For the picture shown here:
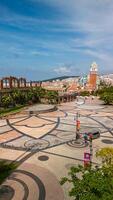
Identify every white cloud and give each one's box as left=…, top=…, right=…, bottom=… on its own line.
left=31, top=51, right=49, bottom=56
left=1, top=0, right=113, bottom=74
left=29, top=0, right=113, bottom=66
left=83, top=49, right=111, bottom=61
left=54, top=65, right=72, bottom=75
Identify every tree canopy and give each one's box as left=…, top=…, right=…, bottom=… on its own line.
left=60, top=164, right=113, bottom=200
left=0, top=87, right=59, bottom=108
left=60, top=148, right=113, bottom=200
left=96, top=147, right=113, bottom=165
left=95, top=86, right=113, bottom=105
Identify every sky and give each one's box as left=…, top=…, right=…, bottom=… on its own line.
left=0, top=0, right=113, bottom=80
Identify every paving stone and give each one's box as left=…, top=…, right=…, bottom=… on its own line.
left=0, top=126, right=12, bottom=134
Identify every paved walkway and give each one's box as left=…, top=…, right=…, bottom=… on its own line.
left=0, top=97, right=113, bottom=200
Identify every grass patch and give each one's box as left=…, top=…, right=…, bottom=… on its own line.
left=0, top=160, right=17, bottom=184
left=0, top=105, right=25, bottom=117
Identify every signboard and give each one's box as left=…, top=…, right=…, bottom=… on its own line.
left=84, top=152, right=90, bottom=160
left=84, top=152, right=91, bottom=167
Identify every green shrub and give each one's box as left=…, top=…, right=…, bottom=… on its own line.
left=60, top=164, right=113, bottom=200
left=12, top=90, right=26, bottom=105
left=100, top=92, right=113, bottom=105
left=95, top=86, right=113, bottom=105
left=1, top=95, right=13, bottom=108
left=0, top=161, right=17, bottom=184
left=80, top=91, right=90, bottom=96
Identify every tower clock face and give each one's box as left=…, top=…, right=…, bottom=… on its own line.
left=90, top=62, right=98, bottom=72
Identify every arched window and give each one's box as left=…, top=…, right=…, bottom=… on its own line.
left=19, top=78, right=26, bottom=87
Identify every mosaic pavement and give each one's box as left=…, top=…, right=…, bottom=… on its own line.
left=0, top=97, right=113, bottom=200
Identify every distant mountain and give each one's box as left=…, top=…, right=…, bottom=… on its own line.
left=41, top=75, right=79, bottom=82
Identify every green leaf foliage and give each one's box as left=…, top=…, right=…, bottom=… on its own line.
left=95, top=86, right=113, bottom=105
left=1, top=95, right=13, bottom=108
left=60, top=164, right=113, bottom=200
left=0, top=161, right=17, bottom=184
left=80, top=91, right=90, bottom=97
left=0, top=87, right=58, bottom=108
left=96, top=147, right=113, bottom=165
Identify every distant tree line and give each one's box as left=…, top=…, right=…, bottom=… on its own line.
left=0, top=87, right=59, bottom=108
left=79, top=91, right=90, bottom=96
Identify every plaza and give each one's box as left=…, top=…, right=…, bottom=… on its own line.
left=0, top=97, right=113, bottom=200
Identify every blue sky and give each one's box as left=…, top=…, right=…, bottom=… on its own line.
left=0, top=0, right=113, bottom=80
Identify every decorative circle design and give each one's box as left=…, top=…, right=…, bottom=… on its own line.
left=56, top=131, right=75, bottom=140
left=101, top=139, right=113, bottom=144
left=38, top=155, right=49, bottom=161
left=24, top=139, right=50, bottom=150
left=0, top=185, right=14, bottom=200
left=8, top=169, right=46, bottom=200
left=67, top=139, right=88, bottom=148
left=76, top=97, right=85, bottom=105
left=1, top=166, right=64, bottom=200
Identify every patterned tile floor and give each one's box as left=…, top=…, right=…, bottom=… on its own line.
left=0, top=97, right=113, bottom=200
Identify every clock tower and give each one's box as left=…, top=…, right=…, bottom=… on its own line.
left=89, top=62, right=98, bottom=90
